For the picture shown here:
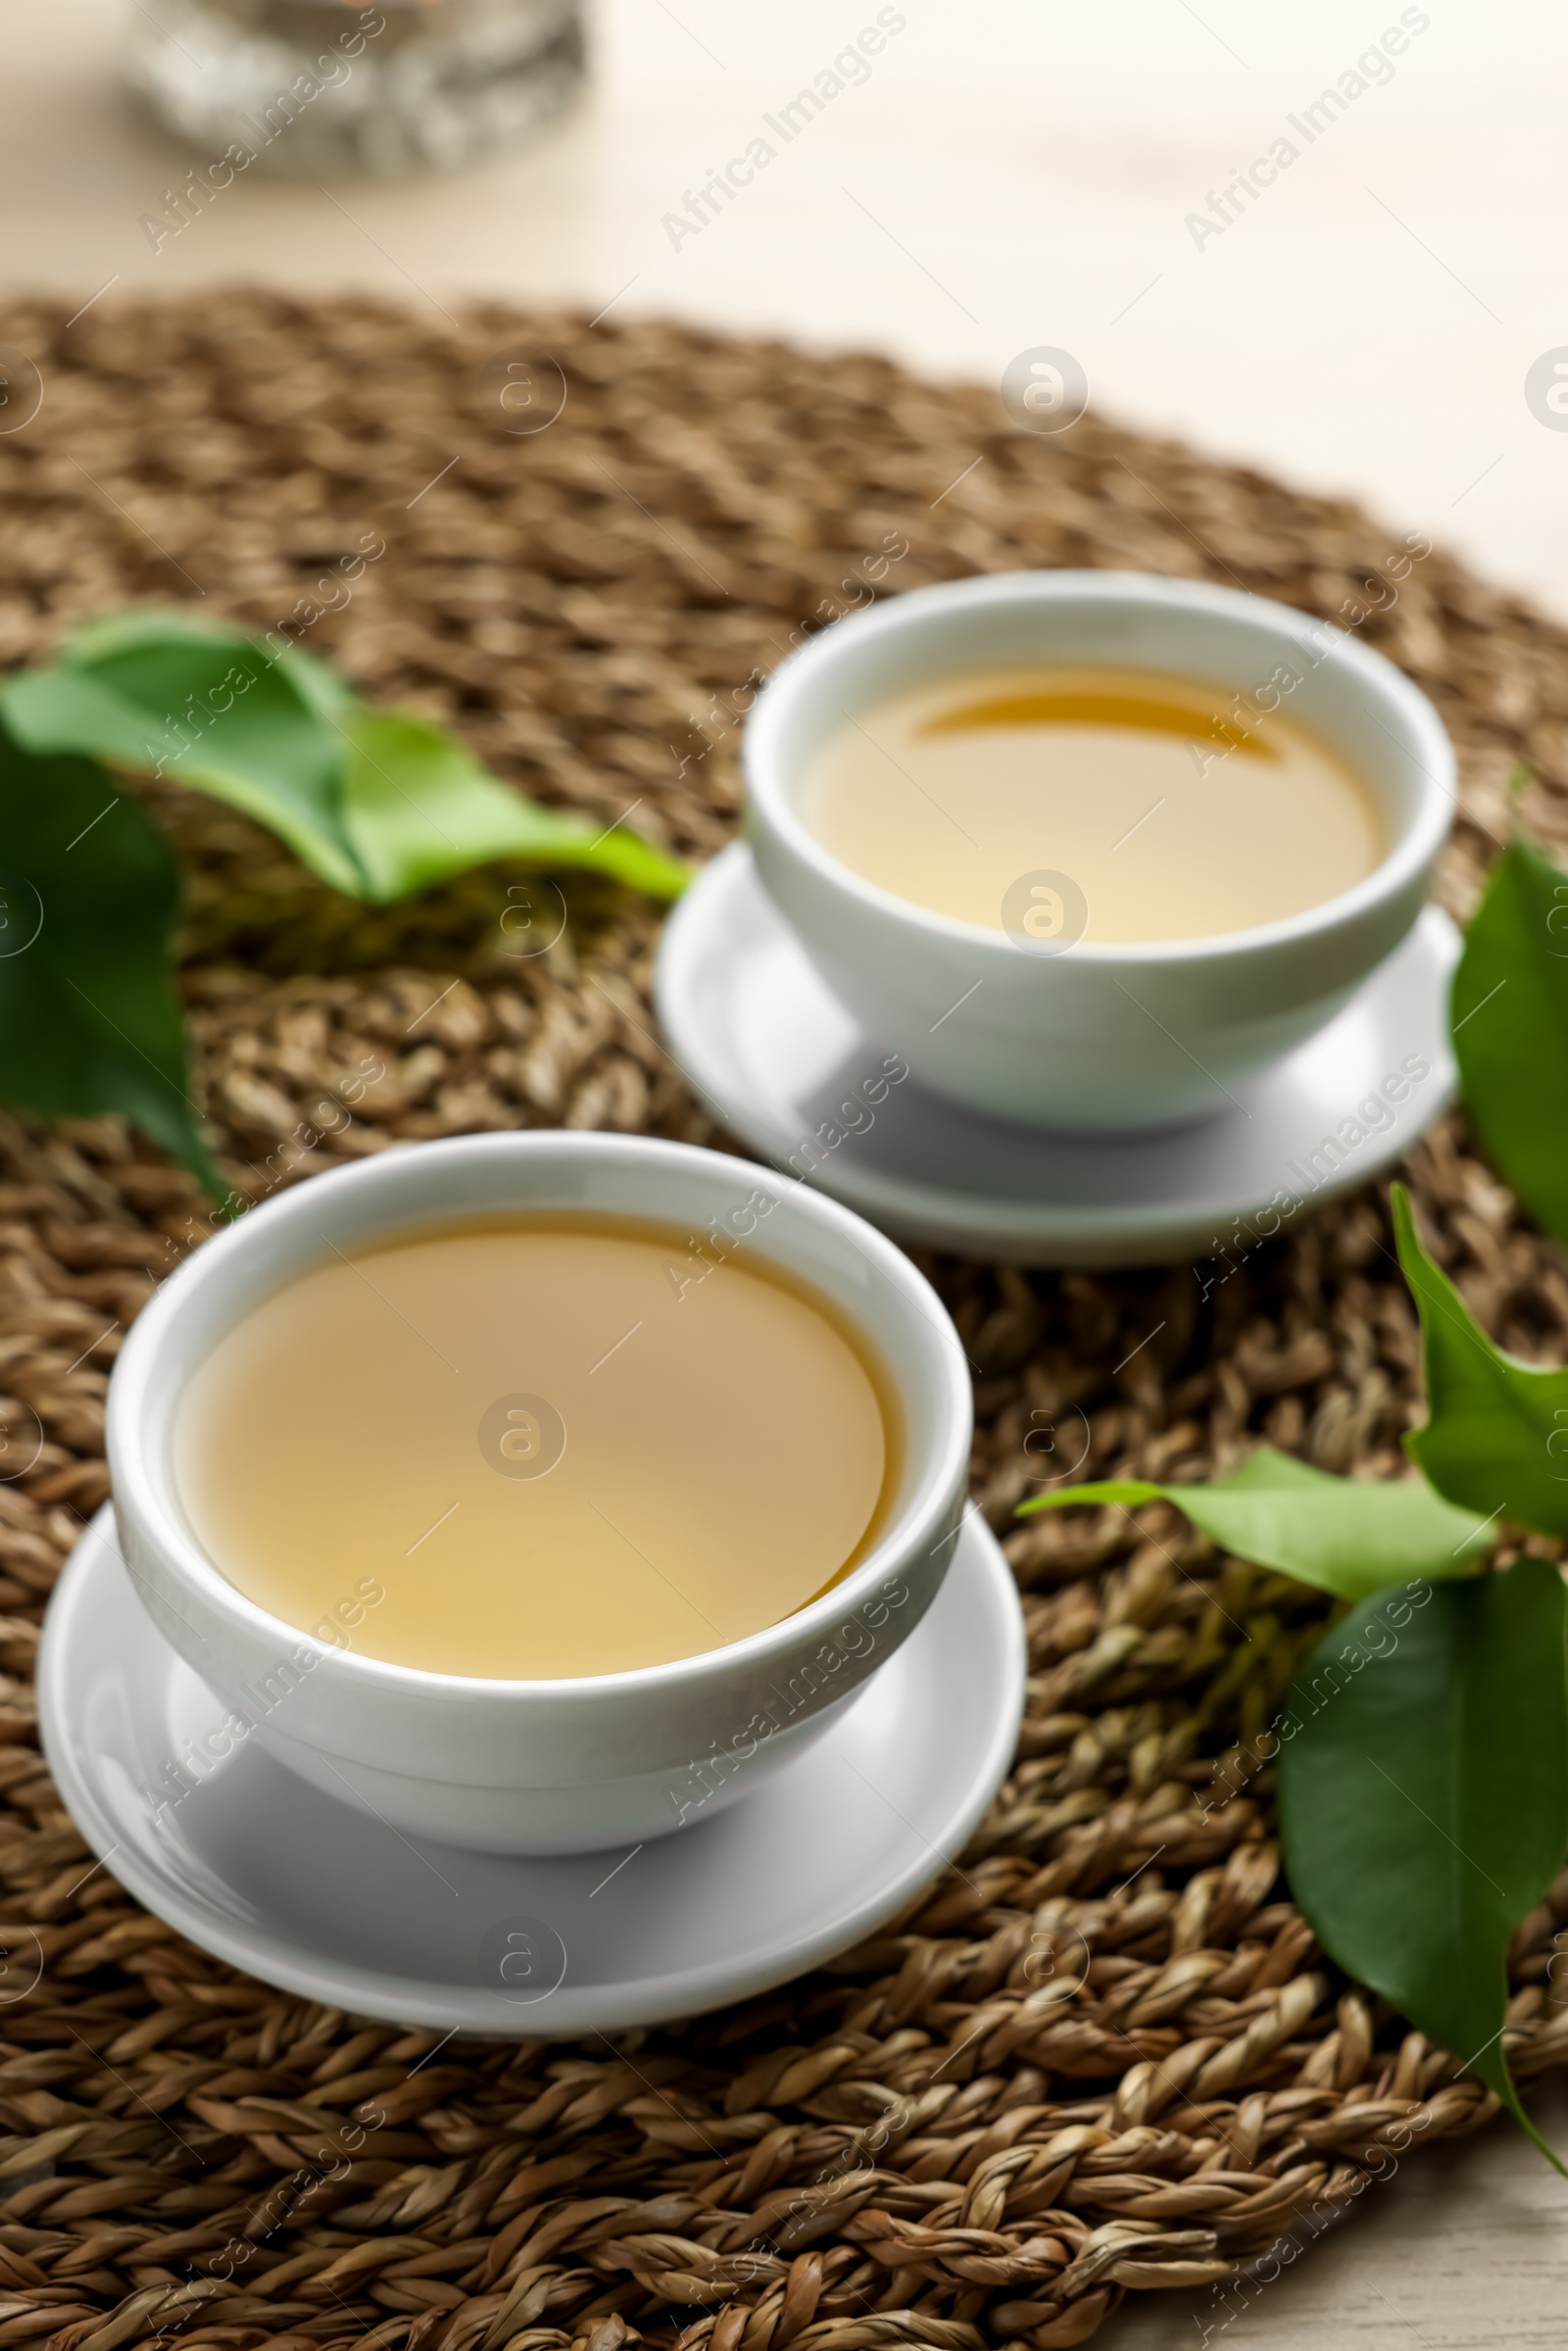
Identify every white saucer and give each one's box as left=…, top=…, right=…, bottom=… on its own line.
left=656, top=844, right=1459, bottom=1268
left=39, top=1505, right=1025, bottom=2035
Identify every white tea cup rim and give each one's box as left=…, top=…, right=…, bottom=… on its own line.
left=744, top=567, right=1454, bottom=965
left=107, top=1131, right=972, bottom=1703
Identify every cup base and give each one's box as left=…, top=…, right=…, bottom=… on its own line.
left=39, top=1502, right=1025, bottom=2034
left=249, top=1698, right=847, bottom=1856
left=655, top=843, right=1459, bottom=1267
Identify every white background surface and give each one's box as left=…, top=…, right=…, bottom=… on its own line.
left=5, top=4, right=1568, bottom=2338
left=1109, top=2075, right=1568, bottom=2347
left=4, top=1, right=1568, bottom=615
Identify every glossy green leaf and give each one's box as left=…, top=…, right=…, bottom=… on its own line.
left=3, top=618, right=366, bottom=895
left=1278, top=1558, right=1568, bottom=2170
left=1016, top=1444, right=1494, bottom=1598
left=342, top=710, right=691, bottom=903
left=2, top=612, right=689, bottom=906
left=49, top=605, right=357, bottom=725
left=1451, top=835, right=1568, bottom=1247
left=0, top=720, right=220, bottom=1193
left=1392, top=1183, right=1568, bottom=1539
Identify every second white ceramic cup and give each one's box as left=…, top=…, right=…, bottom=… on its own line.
left=744, top=569, right=1454, bottom=1131
left=105, top=1133, right=972, bottom=1856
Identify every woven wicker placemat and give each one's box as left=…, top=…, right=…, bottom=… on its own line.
left=0, top=292, right=1566, bottom=2351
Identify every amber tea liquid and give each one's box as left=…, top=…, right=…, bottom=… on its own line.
left=799, top=661, right=1383, bottom=942
left=174, top=1214, right=895, bottom=1680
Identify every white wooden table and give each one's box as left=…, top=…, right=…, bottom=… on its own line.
left=1109, top=2075, right=1568, bottom=2347
left=3, top=0, right=1567, bottom=618
left=4, top=6, right=1568, bottom=2334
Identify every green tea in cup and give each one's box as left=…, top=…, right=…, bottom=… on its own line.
left=174, top=1214, right=895, bottom=1681
left=799, top=661, right=1384, bottom=943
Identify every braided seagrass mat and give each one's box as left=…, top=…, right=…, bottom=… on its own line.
left=0, top=291, right=1566, bottom=2351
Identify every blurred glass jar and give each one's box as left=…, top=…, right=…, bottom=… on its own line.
left=126, top=0, right=585, bottom=177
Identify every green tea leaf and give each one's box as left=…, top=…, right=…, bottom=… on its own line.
left=3, top=619, right=366, bottom=895
left=1451, top=835, right=1568, bottom=1247
left=1392, top=1183, right=1568, bottom=1538
left=0, top=720, right=220, bottom=1193
left=2, top=612, right=689, bottom=905
left=1016, top=1445, right=1494, bottom=1599
left=342, top=710, right=691, bottom=903
left=42, top=604, right=358, bottom=725
left=1278, top=1558, right=1568, bottom=2170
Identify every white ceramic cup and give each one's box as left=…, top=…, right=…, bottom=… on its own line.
left=106, top=1133, right=971, bottom=1856
left=744, top=568, right=1454, bottom=1131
